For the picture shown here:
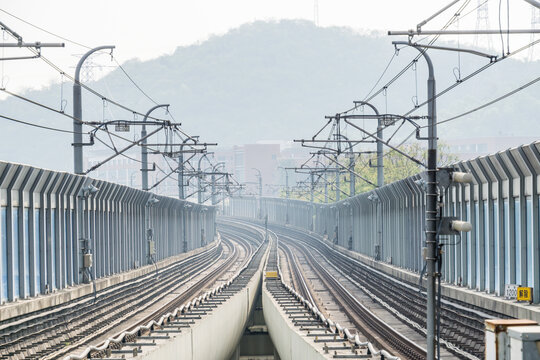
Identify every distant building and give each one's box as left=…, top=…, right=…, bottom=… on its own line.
left=213, top=142, right=314, bottom=196
left=215, top=144, right=280, bottom=196
left=86, top=142, right=315, bottom=200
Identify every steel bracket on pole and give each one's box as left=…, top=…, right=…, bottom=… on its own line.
left=438, top=217, right=460, bottom=236
left=141, top=163, right=156, bottom=172
left=71, top=134, right=95, bottom=147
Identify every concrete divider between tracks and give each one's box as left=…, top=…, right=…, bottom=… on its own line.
left=137, top=240, right=268, bottom=360
left=262, top=279, right=329, bottom=360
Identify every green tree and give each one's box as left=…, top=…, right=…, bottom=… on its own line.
left=289, top=141, right=458, bottom=202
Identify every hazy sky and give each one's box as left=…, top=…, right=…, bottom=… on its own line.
left=0, top=0, right=537, bottom=95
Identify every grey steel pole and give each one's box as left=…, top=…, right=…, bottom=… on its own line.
left=395, top=41, right=437, bottom=360
left=178, top=151, right=184, bottom=199
left=182, top=209, right=186, bottom=252
left=324, top=172, right=328, bottom=203
left=310, top=172, right=314, bottom=204
left=336, top=133, right=356, bottom=197
left=335, top=155, right=340, bottom=202
left=211, top=173, right=216, bottom=205
left=259, top=173, right=263, bottom=218
left=222, top=177, right=226, bottom=214
left=310, top=172, right=315, bottom=231
left=77, top=194, right=85, bottom=283
left=197, top=154, right=208, bottom=204
left=349, top=153, right=355, bottom=196
left=211, top=162, right=225, bottom=206
left=285, top=170, right=289, bottom=199
left=145, top=202, right=150, bottom=264
left=178, top=137, right=197, bottom=200
left=377, top=197, right=382, bottom=259
left=252, top=168, right=262, bottom=219
left=141, top=104, right=169, bottom=191
left=354, top=101, right=383, bottom=187
left=182, top=204, right=190, bottom=252
left=198, top=173, right=202, bottom=204
left=349, top=203, right=353, bottom=249
left=285, top=170, right=290, bottom=224
left=73, top=45, right=115, bottom=174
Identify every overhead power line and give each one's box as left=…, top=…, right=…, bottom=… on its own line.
left=430, top=73, right=540, bottom=127
left=0, top=8, right=92, bottom=49
left=0, top=113, right=77, bottom=134
left=403, top=37, right=540, bottom=118
left=113, top=58, right=159, bottom=105
left=0, top=11, right=170, bottom=123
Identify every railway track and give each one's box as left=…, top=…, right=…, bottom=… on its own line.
left=264, top=228, right=399, bottom=359
left=0, top=232, right=254, bottom=360
left=273, top=223, right=500, bottom=359
left=62, top=218, right=268, bottom=360
left=281, top=237, right=425, bottom=360
left=278, top=240, right=314, bottom=304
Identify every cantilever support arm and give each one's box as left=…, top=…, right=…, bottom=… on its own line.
left=84, top=126, right=163, bottom=174
left=320, top=153, right=378, bottom=188
left=344, top=119, right=426, bottom=168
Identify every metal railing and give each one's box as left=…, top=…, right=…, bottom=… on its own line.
left=0, top=160, right=216, bottom=303
left=225, top=141, right=540, bottom=303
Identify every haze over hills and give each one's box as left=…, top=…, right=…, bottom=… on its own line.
left=0, top=20, right=538, bottom=171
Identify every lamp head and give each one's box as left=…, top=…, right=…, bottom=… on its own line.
left=80, top=183, right=99, bottom=198
left=146, top=195, right=160, bottom=206
left=87, top=184, right=99, bottom=195
left=414, top=179, right=427, bottom=191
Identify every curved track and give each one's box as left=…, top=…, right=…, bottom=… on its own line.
left=271, top=223, right=499, bottom=359
left=66, top=218, right=267, bottom=360
left=0, top=232, right=256, bottom=360
left=281, top=235, right=424, bottom=360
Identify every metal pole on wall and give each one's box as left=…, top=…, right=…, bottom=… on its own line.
left=178, top=137, right=198, bottom=200
left=349, top=152, right=355, bottom=196
left=394, top=41, right=437, bottom=360
left=182, top=203, right=191, bottom=252
left=73, top=45, right=115, bottom=174
left=335, top=154, right=340, bottom=202
left=285, top=169, right=290, bottom=224
left=310, top=172, right=315, bottom=230
left=259, top=172, right=262, bottom=216
left=178, top=150, right=184, bottom=199
left=252, top=168, right=262, bottom=219
left=324, top=172, right=328, bottom=203
left=353, top=101, right=383, bottom=187
left=198, top=154, right=209, bottom=204
left=141, top=104, right=169, bottom=191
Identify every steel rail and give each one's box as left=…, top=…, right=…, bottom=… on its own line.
left=276, top=224, right=489, bottom=359
left=65, top=221, right=268, bottom=360
left=0, top=241, right=224, bottom=359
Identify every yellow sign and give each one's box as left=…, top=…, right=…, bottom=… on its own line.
left=517, top=287, right=533, bottom=302
left=265, top=271, right=278, bottom=279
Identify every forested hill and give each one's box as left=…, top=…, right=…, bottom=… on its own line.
left=1, top=20, right=538, bottom=171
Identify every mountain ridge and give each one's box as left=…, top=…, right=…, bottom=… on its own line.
left=1, top=19, right=538, bottom=171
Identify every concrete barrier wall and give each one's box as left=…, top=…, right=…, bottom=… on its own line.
left=0, top=160, right=216, bottom=303
left=225, top=141, right=540, bottom=303
left=139, top=247, right=266, bottom=360
left=262, top=281, right=328, bottom=360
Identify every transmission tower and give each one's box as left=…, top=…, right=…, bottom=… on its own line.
left=474, top=0, right=492, bottom=50
left=81, top=58, right=96, bottom=83
left=314, top=0, right=319, bottom=26
left=529, top=7, right=540, bottom=61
